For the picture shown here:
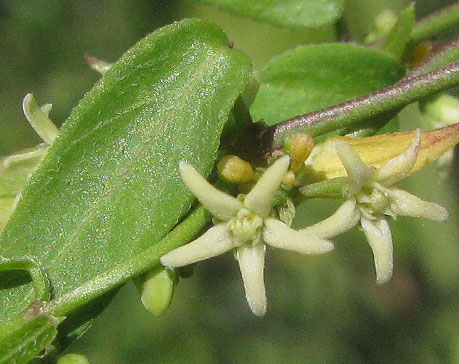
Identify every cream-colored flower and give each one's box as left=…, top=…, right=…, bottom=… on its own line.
left=301, top=129, right=449, bottom=284
left=161, top=156, right=334, bottom=316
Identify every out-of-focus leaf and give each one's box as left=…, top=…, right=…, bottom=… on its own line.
left=0, top=146, right=47, bottom=232
left=0, top=18, right=250, bottom=360
left=194, top=0, right=343, bottom=30
left=381, top=5, right=415, bottom=59
left=251, top=43, right=405, bottom=126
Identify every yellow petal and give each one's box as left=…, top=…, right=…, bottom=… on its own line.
left=303, top=124, right=459, bottom=182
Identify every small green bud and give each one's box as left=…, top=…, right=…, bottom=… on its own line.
left=57, top=354, right=90, bottom=364
left=135, top=266, right=176, bottom=316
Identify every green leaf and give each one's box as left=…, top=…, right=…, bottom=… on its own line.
left=0, top=311, right=58, bottom=364
left=251, top=43, right=405, bottom=126
left=195, top=0, right=344, bottom=29
left=0, top=17, right=250, bottom=357
left=381, top=5, right=415, bottom=59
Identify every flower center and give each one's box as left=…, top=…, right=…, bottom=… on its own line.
left=357, top=185, right=390, bottom=215
left=228, top=208, right=263, bottom=246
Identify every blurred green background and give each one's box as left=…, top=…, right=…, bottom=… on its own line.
left=0, top=1, right=458, bottom=363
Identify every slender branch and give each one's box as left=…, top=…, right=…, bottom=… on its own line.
left=411, top=3, right=459, bottom=44
left=265, top=62, right=459, bottom=150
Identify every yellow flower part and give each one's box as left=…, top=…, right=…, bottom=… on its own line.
left=303, top=124, right=459, bottom=182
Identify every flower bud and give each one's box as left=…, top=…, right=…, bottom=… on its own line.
left=57, top=354, right=90, bottom=364
left=135, top=266, right=176, bottom=317
left=288, top=132, right=314, bottom=174
left=217, top=155, right=255, bottom=184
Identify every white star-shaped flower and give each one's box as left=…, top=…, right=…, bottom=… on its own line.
left=161, top=156, right=334, bottom=316
left=301, top=129, right=449, bottom=284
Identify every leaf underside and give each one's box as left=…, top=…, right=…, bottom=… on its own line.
left=0, top=17, right=251, bottom=333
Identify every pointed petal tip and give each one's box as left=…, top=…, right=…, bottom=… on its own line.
left=159, top=255, right=178, bottom=268
left=249, top=300, right=267, bottom=317
left=178, top=160, right=191, bottom=172
left=436, top=207, right=450, bottom=222
left=244, top=155, right=290, bottom=217
left=375, top=270, right=393, bottom=285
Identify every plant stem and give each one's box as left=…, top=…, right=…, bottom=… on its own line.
left=266, top=62, right=459, bottom=150
left=411, top=3, right=459, bottom=44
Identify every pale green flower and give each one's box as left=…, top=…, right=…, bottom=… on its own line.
left=303, top=129, right=449, bottom=284
left=161, top=156, right=334, bottom=316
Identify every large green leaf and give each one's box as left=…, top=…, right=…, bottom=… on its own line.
left=195, top=0, right=344, bottom=29
left=0, top=16, right=250, bottom=336
left=251, top=43, right=405, bottom=126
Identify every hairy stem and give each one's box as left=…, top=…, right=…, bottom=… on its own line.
left=265, top=62, right=459, bottom=150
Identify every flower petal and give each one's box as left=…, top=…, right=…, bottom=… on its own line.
left=334, top=140, right=374, bottom=194
left=179, top=161, right=242, bottom=221
left=301, top=200, right=360, bottom=238
left=244, top=156, right=290, bottom=217
left=263, top=218, right=334, bottom=255
left=389, top=189, right=449, bottom=221
left=160, top=224, right=234, bottom=267
left=237, top=244, right=267, bottom=317
left=360, top=216, right=393, bottom=284
left=373, top=129, right=421, bottom=186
